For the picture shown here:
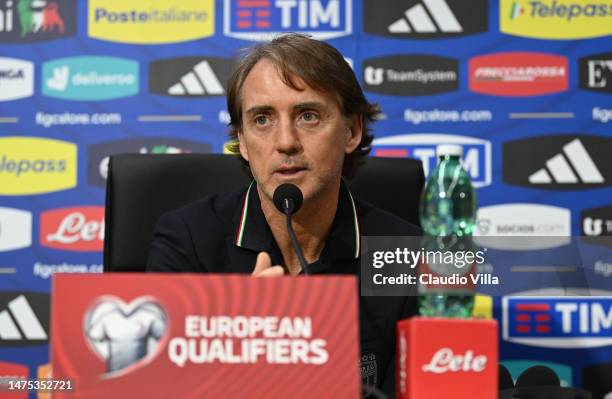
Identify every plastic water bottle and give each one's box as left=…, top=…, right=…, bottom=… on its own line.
left=418, top=144, right=476, bottom=318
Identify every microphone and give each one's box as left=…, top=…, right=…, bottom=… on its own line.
left=273, top=184, right=309, bottom=275
left=500, top=365, right=592, bottom=399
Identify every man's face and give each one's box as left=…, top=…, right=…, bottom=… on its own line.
left=238, top=58, right=362, bottom=206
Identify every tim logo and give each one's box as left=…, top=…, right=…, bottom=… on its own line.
left=0, top=0, right=75, bottom=42
left=85, top=296, right=167, bottom=376
left=503, top=297, right=612, bottom=348
left=224, top=0, right=352, bottom=41
left=372, top=133, right=492, bottom=188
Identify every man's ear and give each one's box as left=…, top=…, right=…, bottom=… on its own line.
left=237, top=129, right=249, bottom=161
left=345, top=115, right=363, bottom=154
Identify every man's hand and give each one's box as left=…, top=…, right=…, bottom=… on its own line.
left=251, top=252, right=284, bottom=277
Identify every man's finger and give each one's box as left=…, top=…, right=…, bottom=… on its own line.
left=257, top=266, right=285, bottom=278
left=252, top=252, right=272, bottom=275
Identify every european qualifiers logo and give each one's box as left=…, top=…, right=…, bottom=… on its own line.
left=580, top=52, right=612, bottom=94
left=42, top=56, right=139, bottom=101
left=88, top=138, right=212, bottom=188
left=469, top=52, right=568, bottom=96
left=503, top=135, right=612, bottom=190
left=0, top=0, right=75, bottom=43
left=362, top=55, right=458, bottom=96
left=0, top=57, right=33, bottom=101
left=149, top=57, right=233, bottom=97
left=224, top=0, right=352, bottom=41
left=85, top=297, right=168, bottom=376
left=0, top=292, right=49, bottom=347
left=503, top=297, right=612, bottom=348
left=363, top=0, right=487, bottom=39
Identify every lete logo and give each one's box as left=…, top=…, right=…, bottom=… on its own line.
left=469, top=52, right=568, bottom=96
left=40, top=206, right=104, bottom=252
left=422, top=348, right=487, bottom=373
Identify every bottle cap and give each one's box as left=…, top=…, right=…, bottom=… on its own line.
left=436, top=144, right=463, bottom=157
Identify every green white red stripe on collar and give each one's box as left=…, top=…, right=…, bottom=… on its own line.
left=235, top=181, right=254, bottom=247
left=235, top=181, right=361, bottom=259
left=348, top=190, right=360, bottom=259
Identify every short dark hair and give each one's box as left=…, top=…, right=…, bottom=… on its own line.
left=226, top=33, right=380, bottom=178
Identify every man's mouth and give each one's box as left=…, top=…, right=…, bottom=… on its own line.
left=274, top=167, right=307, bottom=177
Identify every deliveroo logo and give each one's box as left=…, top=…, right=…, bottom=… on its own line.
left=42, top=56, right=139, bottom=100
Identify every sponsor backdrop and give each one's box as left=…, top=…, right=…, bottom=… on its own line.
left=0, top=0, right=611, bottom=395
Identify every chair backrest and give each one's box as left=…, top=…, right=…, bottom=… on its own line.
left=104, top=154, right=424, bottom=272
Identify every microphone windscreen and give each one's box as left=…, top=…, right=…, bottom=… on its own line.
left=516, top=365, right=561, bottom=388
left=499, top=364, right=515, bottom=390
left=273, top=183, right=303, bottom=214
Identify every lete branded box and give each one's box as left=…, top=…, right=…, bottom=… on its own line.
left=397, top=317, right=498, bottom=399
left=51, top=274, right=360, bottom=398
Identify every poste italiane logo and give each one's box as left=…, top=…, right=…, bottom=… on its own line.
left=0, top=137, right=77, bottom=195
left=501, top=0, right=612, bottom=40
left=88, top=0, right=214, bottom=44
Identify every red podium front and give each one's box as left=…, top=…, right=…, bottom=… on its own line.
left=51, top=274, right=360, bottom=399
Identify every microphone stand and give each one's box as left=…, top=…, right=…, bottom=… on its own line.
left=282, top=198, right=309, bottom=275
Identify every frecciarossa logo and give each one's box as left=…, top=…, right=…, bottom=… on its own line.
left=40, top=206, right=104, bottom=252
left=469, top=52, right=568, bottom=96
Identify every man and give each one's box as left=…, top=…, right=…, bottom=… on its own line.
left=147, top=33, right=421, bottom=394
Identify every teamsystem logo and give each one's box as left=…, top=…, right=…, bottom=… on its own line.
left=503, top=297, right=612, bottom=348
left=469, top=52, right=568, bottom=96
left=0, top=57, right=34, bottom=101
left=503, top=135, right=611, bottom=190
left=581, top=205, right=612, bottom=237
left=362, top=55, right=458, bottom=96
left=0, top=136, right=77, bottom=196
left=85, top=296, right=167, bottom=375
left=0, top=0, right=75, bottom=43
left=0, top=207, right=32, bottom=252
left=579, top=52, right=612, bottom=94
left=372, top=133, right=492, bottom=188
left=363, top=0, right=487, bottom=39
left=149, top=57, right=233, bottom=97
left=42, top=56, right=139, bottom=101
left=224, top=0, right=352, bottom=41
left=500, top=0, right=612, bottom=39
left=0, top=292, right=49, bottom=347
left=87, top=138, right=212, bottom=188
left=88, top=0, right=214, bottom=44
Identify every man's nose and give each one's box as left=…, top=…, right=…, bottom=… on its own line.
left=274, top=117, right=302, bottom=155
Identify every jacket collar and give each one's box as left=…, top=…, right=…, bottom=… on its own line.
left=232, top=180, right=360, bottom=262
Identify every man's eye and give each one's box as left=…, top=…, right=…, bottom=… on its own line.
left=255, top=115, right=268, bottom=125
left=301, top=111, right=318, bottom=122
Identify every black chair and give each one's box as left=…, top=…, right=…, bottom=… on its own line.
left=103, top=154, right=424, bottom=272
